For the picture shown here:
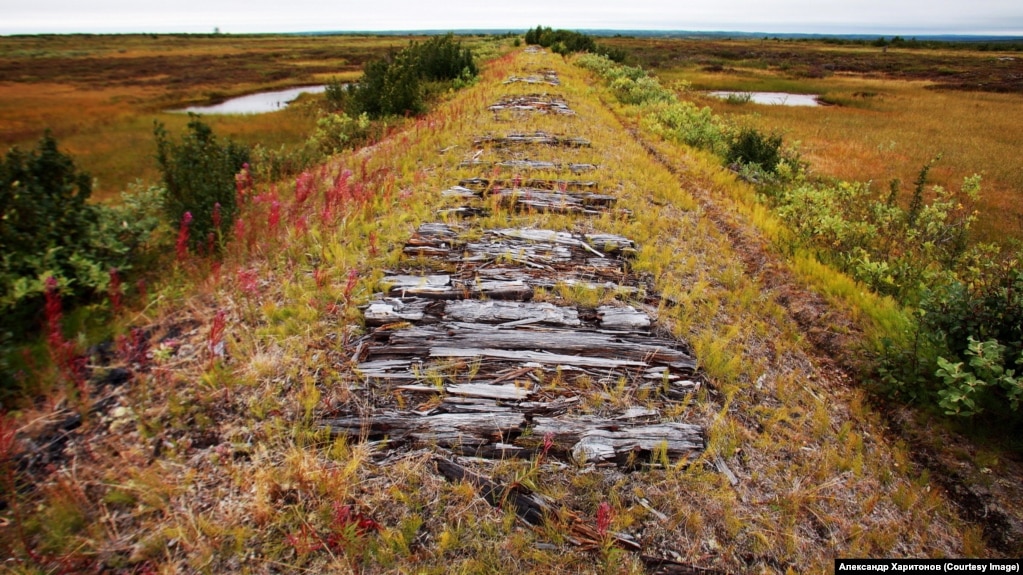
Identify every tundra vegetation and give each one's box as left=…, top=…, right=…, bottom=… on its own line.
left=0, top=32, right=1020, bottom=573
left=579, top=49, right=1023, bottom=423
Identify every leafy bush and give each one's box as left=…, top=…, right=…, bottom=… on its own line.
left=154, top=116, right=249, bottom=252
left=310, top=112, right=372, bottom=156
left=726, top=127, right=783, bottom=173
left=1, top=134, right=163, bottom=327
left=578, top=54, right=727, bottom=154
left=936, top=338, right=1023, bottom=417
left=912, top=257, right=1023, bottom=419
left=643, top=101, right=727, bottom=153
left=415, top=33, right=477, bottom=82
left=347, top=34, right=477, bottom=119
left=525, top=26, right=596, bottom=53
left=323, top=77, right=349, bottom=112
left=1, top=136, right=164, bottom=393
left=776, top=172, right=980, bottom=302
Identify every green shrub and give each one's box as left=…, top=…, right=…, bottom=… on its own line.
left=310, top=112, right=372, bottom=156
left=1, top=134, right=162, bottom=325
left=323, top=77, right=349, bottom=112
left=935, top=337, right=1023, bottom=418
left=347, top=34, right=477, bottom=119
left=644, top=101, right=727, bottom=153
left=726, top=127, right=783, bottom=173
left=154, top=116, right=249, bottom=252
left=1, top=136, right=164, bottom=394
left=913, top=257, right=1023, bottom=420
left=415, top=33, right=477, bottom=82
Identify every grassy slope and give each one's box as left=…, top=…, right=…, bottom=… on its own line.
left=1, top=50, right=982, bottom=574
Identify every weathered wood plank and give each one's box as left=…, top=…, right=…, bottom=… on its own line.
left=443, top=186, right=618, bottom=211
left=528, top=417, right=705, bottom=465
left=436, top=206, right=490, bottom=218
left=458, top=177, right=599, bottom=191
left=489, top=94, right=575, bottom=115
left=382, top=325, right=697, bottom=371
left=324, top=411, right=526, bottom=447
left=381, top=275, right=453, bottom=296
left=474, top=132, right=591, bottom=148
left=598, top=305, right=651, bottom=331
left=444, top=300, right=581, bottom=327
left=458, top=159, right=598, bottom=174
left=325, top=411, right=704, bottom=469
left=429, top=346, right=648, bottom=369
left=502, top=73, right=560, bottom=86
left=364, top=297, right=437, bottom=326
left=446, top=382, right=535, bottom=401
left=380, top=275, right=532, bottom=300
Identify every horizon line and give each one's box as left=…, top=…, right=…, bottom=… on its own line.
left=3, top=28, right=1023, bottom=39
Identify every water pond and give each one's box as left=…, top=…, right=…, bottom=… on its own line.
left=175, top=85, right=327, bottom=115
left=707, top=91, right=820, bottom=107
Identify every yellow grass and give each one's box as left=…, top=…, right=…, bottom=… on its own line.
left=0, top=34, right=458, bottom=200
left=664, top=69, right=1023, bottom=242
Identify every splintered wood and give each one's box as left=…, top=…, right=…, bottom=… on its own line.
left=489, top=94, right=576, bottom=115
left=326, top=66, right=707, bottom=474
left=474, top=131, right=591, bottom=148
left=503, top=68, right=560, bottom=85
left=458, top=159, right=598, bottom=173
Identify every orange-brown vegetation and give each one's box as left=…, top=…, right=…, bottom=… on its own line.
left=607, top=37, right=1023, bottom=241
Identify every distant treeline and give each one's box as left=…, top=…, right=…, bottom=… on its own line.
left=807, top=35, right=1023, bottom=51
left=563, top=30, right=1023, bottom=51
left=523, top=26, right=627, bottom=62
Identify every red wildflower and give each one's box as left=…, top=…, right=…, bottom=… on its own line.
left=596, top=502, right=613, bottom=538
left=175, top=212, right=192, bottom=261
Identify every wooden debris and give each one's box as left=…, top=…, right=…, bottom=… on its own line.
left=446, top=382, right=534, bottom=401
left=444, top=186, right=620, bottom=216
left=714, top=454, right=740, bottom=486
left=364, top=297, right=434, bottom=325
left=474, top=131, right=591, bottom=148
left=503, top=73, right=559, bottom=86
left=436, top=206, right=490, bottom=218
left=458, top=159, right=598, bottom=173
left=324, top=411, right=526, bottom=454
left=434, top=456, right=551, bottom=524
left=489, top=94, right=575, bottom=115
left=397, top=225, right=637, bottom=283
left=325, top=411, right=704, bottom=468
left=458, top=177, right=599, bottom=192
left=598, top=305, right=652, bottom=331
left=443, top=300, right=581, bottom=327
left=379, top=324, right=697, bottom=370
left=528, top=416, right=704, bottom=465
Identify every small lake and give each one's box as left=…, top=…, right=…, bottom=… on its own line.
left=176, top=85, right=327, bottom=115
left=708, top=91, right=821, bottom=107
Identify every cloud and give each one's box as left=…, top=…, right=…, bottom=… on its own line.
left=2, top=0, right=1021, bottom=35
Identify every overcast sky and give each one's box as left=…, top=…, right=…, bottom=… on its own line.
left=3, top=0, right=1022, bottom=36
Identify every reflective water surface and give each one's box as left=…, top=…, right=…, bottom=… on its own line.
left=175, top=85, right=327, bottom=115
left=707, top=91, right=820, bottom=107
